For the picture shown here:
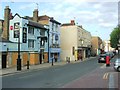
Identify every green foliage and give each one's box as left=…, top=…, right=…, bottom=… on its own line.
left=110, top=26, right=120, bottom=48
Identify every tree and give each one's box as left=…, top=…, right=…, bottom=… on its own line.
left=110, top=26, right=120, bottom=49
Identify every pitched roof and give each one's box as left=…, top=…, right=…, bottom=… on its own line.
left=61, top=23, right=75, bottom=26
left=38, top=15, right=50, bottom=20
left=27, top=20, right=47, bottom=30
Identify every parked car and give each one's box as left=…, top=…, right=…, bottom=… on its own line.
left=106, top=52, right=114, bottom=59
left=98, top=54, right=107, bottom=63
left=114, top=58, right=120, bottom=72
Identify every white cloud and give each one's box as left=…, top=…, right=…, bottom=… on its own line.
left=99, top=22, right=115, bottom=28
left=93, top=3, right=102, bottom=9
left=19, top=3, right=35, bottom=10
left=2, top=1, right=118, bottom=40
left=2, top=0, right=119, bottom=2
left=98, top=19, right=104, bottom=22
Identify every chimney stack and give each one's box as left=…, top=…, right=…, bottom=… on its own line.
left=33, top=9, right=38, bottom=22
left=71, top=20, right=75, bottom=25
left=2, top=6, right=11, bottom=40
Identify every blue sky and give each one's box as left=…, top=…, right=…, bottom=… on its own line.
left=0, top=0, right=119, bottom=40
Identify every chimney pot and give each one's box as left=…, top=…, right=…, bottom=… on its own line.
left=71, top=20, right=75, bottom=25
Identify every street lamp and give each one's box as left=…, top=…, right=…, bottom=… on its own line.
left=118, top=39, right=120, bottom=56
left=44, top=25, right=51, bottom=65
left=17, top=27, right=21, bottom=71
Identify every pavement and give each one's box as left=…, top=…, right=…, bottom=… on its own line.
left=0, top=57, right=95, bottom=76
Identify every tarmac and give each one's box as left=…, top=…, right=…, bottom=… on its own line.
left=0, top=57, right=95, bottom=76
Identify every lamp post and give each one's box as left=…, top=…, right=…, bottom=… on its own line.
left=17, top=27, right=21, bottom=71
left=79, top=39, right=84, bottom=60
left=44, top=25, right=51, bottom=65
left=47, top=29, right=50, bottom=64
left=118, top=39, right=120, bottom=57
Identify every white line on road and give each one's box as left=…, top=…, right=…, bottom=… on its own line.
left=103, top=72, right=109, bottom=80
left=109, top=73, right=115, bottom=90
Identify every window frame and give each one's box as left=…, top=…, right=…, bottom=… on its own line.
left=28, top=39, right=34, bottom=48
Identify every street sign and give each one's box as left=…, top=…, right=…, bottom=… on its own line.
left=14, top=22, right=20, bottom=30
left=55, top=34, right=58, bottom=41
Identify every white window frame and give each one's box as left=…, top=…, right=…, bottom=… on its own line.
left=28, top=39, right=34, bottom=48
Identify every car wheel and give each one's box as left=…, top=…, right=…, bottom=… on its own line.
left=117, top=67, right=120, bottom=72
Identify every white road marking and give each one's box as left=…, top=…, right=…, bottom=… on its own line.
left=103, top=72, right=109, bottom=80
left=109, top=73, right=115, bottom=89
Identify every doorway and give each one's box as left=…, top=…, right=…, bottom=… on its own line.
left=2, top=53, right=7, bottom=69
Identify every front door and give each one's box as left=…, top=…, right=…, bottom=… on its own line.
left=2, top=53, right=7, bottom=69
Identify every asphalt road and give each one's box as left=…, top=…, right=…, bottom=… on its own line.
left=2, top=56, right=119, bottom=89
left=63, top=55, right=119, bottom=89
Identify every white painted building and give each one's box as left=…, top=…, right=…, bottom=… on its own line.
left=104, top=40, right=114, bottom=52
left=60, top=20, right=92, bottom=61
left=0, top=13, right=47, bottom=69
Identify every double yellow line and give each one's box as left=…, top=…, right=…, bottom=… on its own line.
left=103, top=73, right=109, bottom=80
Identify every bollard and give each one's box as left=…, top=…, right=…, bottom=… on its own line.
left=27, top=61, right=29, bottom=69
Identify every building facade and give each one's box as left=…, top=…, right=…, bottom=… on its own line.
left=103, top=40, right=114, bottom=52
left=91, top=36, right=103, bottom=56
left=24, top=9, right=61, bottom=63
left=60, top=20, right=92, bottom=62
left=0, top=13, right=47, bottom=69
left=38, top=15, right=61, bottom=63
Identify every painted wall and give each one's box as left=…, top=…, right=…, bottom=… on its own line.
left=60, top=25, right=92, bottom=61
left=77, top=26, right=92, bottom=48
left=9, top=14, right=46, bottom=52
left=60, top=26, right=77, bottom=61
left=91, top=36, right=102, bottom=55
left=43, top=20, right=61, bottom=62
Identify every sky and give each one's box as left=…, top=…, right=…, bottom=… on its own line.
left=0, top=0, right=119, bottom=41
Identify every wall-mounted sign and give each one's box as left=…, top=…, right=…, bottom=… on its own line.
left=14, top=22, right=20, bottom=30
left=14, top=30, right=19, bottom=38
left=14, top=22, right=20, bottom=38
left=10, top=26, right=13, bottom=30
left=55, top=34, right=59, bottom=41
left=22, top=27, right=27, bottom=43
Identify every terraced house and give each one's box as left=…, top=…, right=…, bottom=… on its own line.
left=0, top=6, right=47, bottom=69
left=60, top=20, right=92, bottom=62
left=24, top=9, right=61, bottom=63
left=0, top=6, right=61, bottom=69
